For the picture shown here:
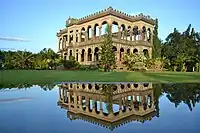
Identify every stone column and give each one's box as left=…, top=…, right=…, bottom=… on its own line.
left=78, top=33, right=81, bottom=43
left=125, top=31, right=127, bottom=40
left=93, top=52, right=96, bottom=62
left=133, top=34, right=136, bottom=41
left=100, top=100, right=103, bottom=110
left=58, top=87, right=61, bottom=101
left=63, top=37, right=66, bottom=49
left=62, top=87, right=65, bottom=100
left=118, top=26, right=121, bottom=39
left=86, top=97, right=89, bottom=112
left=85, top=31, right=88, bottom=41
left=134, top=95, right=137, bottom=101
left=84, top=51, right=87, bottom=65
left=92, top=99, right=96, bottom=112
left=151, top=32, right=153, bottom=43
left=68, top=92, right=71, bottom=104
left=74, top=93, right=77, bottom=108
left=91, top=28, right=94, bottom=39
left=109, top=24, right=112, bottom=34
left=129, top=31, right=132, bottom=41
left=149, top=48, right=152, bottom=59
left=99, top=26, right=102, bottom=38
left=140, top=95, right=144, bottom=111
left=67, top=34, right=70, bottom=44
left=119, top=99, right=122, bottom=112
left=91, top=50, right=93, bottom=62
left=73, top=32, right=76, bottom=44
left=78, top=51, right=81, bottom=62
left=58, top=38, right=60, bottom=51
left=139, top=30, right=142, bottom=40
left=99, top=100, right=103, bottom=114
left=78, top=96, right=82, bottom=105
left=61, top=37, right=64, bottom=50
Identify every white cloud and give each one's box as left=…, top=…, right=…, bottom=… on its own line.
left=0, top=36, right=30, bottom=42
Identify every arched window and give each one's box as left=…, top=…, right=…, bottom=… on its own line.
left=87, top=26, right=92, bottom=39
left=87, top=48, right=92, bottom=61
left=102, top=21, right=108, bottom=35
left=64, top=53, right=67, bottom=60
left=94, top=24, right=99, bottom=37
left=133, top=48, right=138, bottom=53
left=143, top=49, right=149, bottom=58
left=81, top=49, right=85, bottom=62
left=120, top=48, right=124, bottom=61
left=94, top=47, right=99, bottom=61
left=120, top=24, right=126, bottom=39
left=147, top=28, right=151, bottom=42
left=81, top=27, right=86, bottom=42
left=133, top=26, right=139, bottom=41
left=142, top=26, right=147, bottom=41
left=112, top=21, right=118, bottom=38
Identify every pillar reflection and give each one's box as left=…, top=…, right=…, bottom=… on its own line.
left=57, top=82, right=158, bottom=131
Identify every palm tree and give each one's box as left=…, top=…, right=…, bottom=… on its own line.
left=37, top=48, right=59, bottom=70
left=13, top=50, right=34, bottom=69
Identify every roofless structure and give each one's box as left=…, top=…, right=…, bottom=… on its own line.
left=57, top=7, right=156, bottom=69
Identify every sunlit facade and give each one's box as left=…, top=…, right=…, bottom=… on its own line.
left=57, top=7, right=156, bottom=69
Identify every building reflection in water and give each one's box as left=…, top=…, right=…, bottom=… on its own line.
left=57, top=82, right=158, bottom=131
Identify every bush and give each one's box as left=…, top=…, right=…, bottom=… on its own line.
left=123, top=53, right=147, bottom=71
left=62, top=56, right=79, bottom=70
left=77, top=65, right=99, bottom=71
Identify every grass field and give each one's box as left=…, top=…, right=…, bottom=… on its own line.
left=1, top=70, right=200, bottom=85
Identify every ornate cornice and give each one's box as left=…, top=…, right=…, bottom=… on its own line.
left=66, top=110, right=157, bottom=131
left=57, top=29, right=68, bottom=37
left=57, top=7, right=156, bottom=37
left=66, top=7, right=156, bottom=27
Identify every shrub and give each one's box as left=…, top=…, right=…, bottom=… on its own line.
left=62, top=56, right=79, bottom=70
left=123, top=53, right=147, bottom=71
left=77, top=65, right=99, bottom=71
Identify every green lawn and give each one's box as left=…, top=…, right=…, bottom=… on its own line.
left=0, top=70, right=200, bottom=85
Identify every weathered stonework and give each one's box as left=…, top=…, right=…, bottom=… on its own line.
left=57, top=7, right=156, bottom=69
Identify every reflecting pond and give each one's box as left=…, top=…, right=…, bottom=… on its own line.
left=0, top=82, right=200, bottom=133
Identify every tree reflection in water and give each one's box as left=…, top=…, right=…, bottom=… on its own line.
left=163, top=83, right=200, bottom=111
left=0, top=83, right=57, bottom=91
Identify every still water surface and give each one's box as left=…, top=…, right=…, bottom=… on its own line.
left=0, top=82, right=200, bottom=133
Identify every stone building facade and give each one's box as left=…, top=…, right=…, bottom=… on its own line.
left=57, top=7, right=156, bottom=68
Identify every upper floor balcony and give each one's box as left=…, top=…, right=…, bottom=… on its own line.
left=58, top=31, right=152, bottom=51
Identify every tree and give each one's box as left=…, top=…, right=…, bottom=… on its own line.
left=152, top=19, right=161, bottom=59
left=36, top=48, right=60, bottom=70
left=162, top=24, right=200, bottom=71
left=99, top=25, right=116, bottom=72
left=12, top=50, right=34, bottom=69
left=1, top=48, right=60, bottom=70
left=0, top=50, right=4, bottom=69
left=163, top=83, right=200, bottom=111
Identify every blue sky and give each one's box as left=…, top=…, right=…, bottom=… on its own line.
left=0, top=0, right=199, bottom=53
